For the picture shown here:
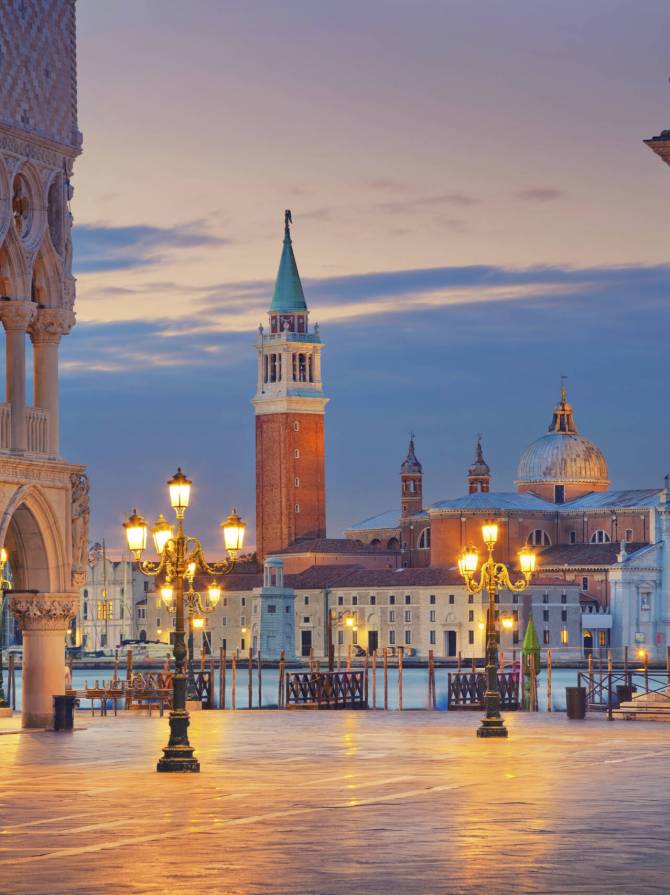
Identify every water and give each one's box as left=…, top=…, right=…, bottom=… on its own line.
left=6, top=665, right=599, bottom=713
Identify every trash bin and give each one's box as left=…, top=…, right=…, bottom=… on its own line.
left=616, top=684, right=633, bottom=706
left=53, top=694, right=75, bottom=731
left=565, top=686, right=586, bottom=720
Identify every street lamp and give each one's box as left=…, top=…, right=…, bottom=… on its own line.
left=458, top=522, right=538, bottom=738
left=124, top=468, right=245, bottom=772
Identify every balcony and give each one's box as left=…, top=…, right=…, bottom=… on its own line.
left=0, top=403, right=50, bottom=455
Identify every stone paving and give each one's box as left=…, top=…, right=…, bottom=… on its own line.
left=0, top=710, right=669, bottom=894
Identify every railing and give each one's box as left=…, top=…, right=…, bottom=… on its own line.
left=284, top=670, right=367, bottom=709
left=578, top=669, right=670, bottom=713
left=447, top=671, right=520, bottom=711
left=26, top=407, right=48, bottom=454
left=0, top=403, right=9, bottom=449
left=0, top=404, right=50, bottom=454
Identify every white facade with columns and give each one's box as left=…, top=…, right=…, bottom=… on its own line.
left=0, top=0, right=87, bottom=727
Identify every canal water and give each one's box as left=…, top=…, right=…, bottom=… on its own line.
left=6, top=666, right=602, bottom=713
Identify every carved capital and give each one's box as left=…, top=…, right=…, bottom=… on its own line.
left=9, top=591, right=78, bottom=631
left=29, top=307, right=75, bottom=343
left=0, top=300, right=37, bottom=333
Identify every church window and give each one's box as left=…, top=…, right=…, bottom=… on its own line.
left=624, top=528, right=633, bottom=542
left=294, top=477, right=300, bottom=488
left=277, top=353, right=282, bottom=381
left=555, top=485, right=565, bottom=504
left=418, top=528, right=431, bottom=549
left=294, top=503, right=300, bottom=513
left=409, top=480, right=416, bottom=493
left=294, top=449, right=300, bottom=459
left=83, top=602, right=88, bottom=620
left=527, top=529, right=551, bottom=546
left=569, top=530, right=577, bottom=544
left=590, top=530, right=610, bottom=544
left=293, top=420, right=300, bottom=432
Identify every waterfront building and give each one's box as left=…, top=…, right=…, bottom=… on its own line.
left=77, top=554, right=152, bottom=652
left=0, top=0, right=87, bottom=726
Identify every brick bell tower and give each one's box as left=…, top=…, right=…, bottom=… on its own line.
left=253, top=211, right=329, bottom=561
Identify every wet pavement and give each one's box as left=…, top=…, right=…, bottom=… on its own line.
left=0, top=709, right=668, bottom=894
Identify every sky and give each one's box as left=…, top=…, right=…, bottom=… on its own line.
left=65, top=0, right=670, bottom=553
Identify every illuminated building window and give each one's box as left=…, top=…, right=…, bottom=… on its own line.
left=598, top=630, right=607, bottom=647
left=561, top=628, right=569, bottom=644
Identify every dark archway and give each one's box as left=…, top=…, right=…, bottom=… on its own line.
left=5, top=503, right=50, bottom=592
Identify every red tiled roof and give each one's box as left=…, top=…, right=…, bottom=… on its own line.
left=272, top=538, right=396, bottom=556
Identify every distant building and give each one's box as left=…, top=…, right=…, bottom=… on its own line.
left=78, top=555, right=151, bottom=651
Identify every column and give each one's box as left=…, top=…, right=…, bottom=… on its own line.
left=0, top=300, right=37, bottom=452
left=9, top=592, right=78, bottom=728
left=29, top=308, right=74, bottom=458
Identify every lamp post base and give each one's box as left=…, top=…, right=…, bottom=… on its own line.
left=157, top=745, right=200, bottom=773
left=476, top=716, right=508, bottom=738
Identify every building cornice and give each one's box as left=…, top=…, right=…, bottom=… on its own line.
left=252, top=395, right=329, bottom=416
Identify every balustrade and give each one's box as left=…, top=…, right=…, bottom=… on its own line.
left=0, top=403, right=50, bottom=454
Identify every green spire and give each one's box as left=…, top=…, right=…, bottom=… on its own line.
left=270, top=209, right=307, bottom=312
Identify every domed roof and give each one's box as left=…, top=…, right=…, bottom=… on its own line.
left=516, top=387, right=609, bottom=487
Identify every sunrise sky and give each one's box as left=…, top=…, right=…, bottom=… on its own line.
left=65, top=0, right=670, bottom=552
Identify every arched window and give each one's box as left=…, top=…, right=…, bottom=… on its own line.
left=370, top=538, right=381, bottom=547
left=387, top=537, right=400, bottom=551
left=527, top=529, right=551, bottom=546
left=418, top=528, right=431, bottom=549
left=590, top=530, right=611, bottom=544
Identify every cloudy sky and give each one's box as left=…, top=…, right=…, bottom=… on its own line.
left=66, top=0, right=670, bottom=552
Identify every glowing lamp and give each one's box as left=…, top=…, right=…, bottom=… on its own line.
left=458, top=546, right=479, bottom=577
left=518, top=546, right=537, bottom=577
left=160, top=584, right=174, bottom=609
left=192, top=616, right=204, bottom=630
left=186, top=561, right=197, bottom=579
left=152, top=513, right=173, bottom=554
left=0, top=547, right=7, bottom=566
left=478, top=622, right=485, bottom=631
left=124, top=510, right=148, bottom=558
left=345, top=616, right=354, bottom=628
left=481, top=522, right=498, bottom=547
left=208, top=583, right=222, bottom=607
left=501, top=616, right=514, bottom=631
left=221, top=508, right=246, bottom=556
left=168, top=468, right=192, bottom=515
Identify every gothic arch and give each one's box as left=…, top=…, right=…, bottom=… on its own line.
left=0, top=155, right=11, bottom=244
left=12, top=161, right=47, bottom=253
left=0, top=484, right=68, bottom=592
left=31, top=237, right=63, bottom=307
left=0, top=224, right=30, bottom=298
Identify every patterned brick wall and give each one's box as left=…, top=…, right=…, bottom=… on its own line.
left=256, top=412, right=326, bottom=561
left=0, top=0, right=78, bottom=148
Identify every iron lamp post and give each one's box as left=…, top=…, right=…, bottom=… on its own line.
left=124, top=469, right=245, bottom=772
left=458, top=522, right=537, bottom=738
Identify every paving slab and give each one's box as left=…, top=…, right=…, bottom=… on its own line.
left=0, top=710, right=669, bottom=895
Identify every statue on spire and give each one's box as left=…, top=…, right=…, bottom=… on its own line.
left=284, top=208, right=292, bottom=239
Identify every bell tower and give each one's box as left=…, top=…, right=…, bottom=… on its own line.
left=400, top=434, right=422, bottom=518
left=253, top=211, right=328, bottom=561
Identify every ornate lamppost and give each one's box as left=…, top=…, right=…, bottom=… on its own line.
left=124, top=469, right=245, bottom=772
left=327, top=608, right=355, bottom=671
left=458, top=521, right=537, bottom=738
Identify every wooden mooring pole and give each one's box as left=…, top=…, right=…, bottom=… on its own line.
left=209, top=653, right=215, bottom=709
left=607, top=649, right=613, bottom=721
left=364, top=650, right=369, bottom=705
left=547, top=648, right=552, bottom=712
left=398, top=646, right=404, bottom=711
left=220, top=646, right=226, bottom=709
left=257, top=649, right=262, bottom=709
left=278, top=649, right=286, bottom=708
left=347, top=644, right=352, bottom=673
left=383, top=648, right=388, bottom=710
left=248, top=646, right=253, bottom=709
left=232, top=654, right=237, bottom=709
left=372, top=650, right=377, bottom=709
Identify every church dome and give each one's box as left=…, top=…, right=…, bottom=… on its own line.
left=516, top=387, right=609, bottom=488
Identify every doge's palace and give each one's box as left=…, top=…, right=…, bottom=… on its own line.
left=0, top=0, right=86, bottom=727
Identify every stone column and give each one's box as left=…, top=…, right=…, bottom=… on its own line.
left=29, top=308, right=75, bottom=458
left=0, top=301, right=37, bottom=452
left=9, top=592, right=78, bottom=728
